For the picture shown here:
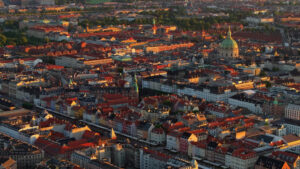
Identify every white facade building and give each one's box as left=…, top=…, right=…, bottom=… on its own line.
left=228, top=94, right=263, bottom=114
left=55, top=56, right=83, bottom=68
left=285, top=104, right=300, bottom=121
left=139, top=149, right=167, bottom=169
left=284, top=123, right=300, bottom=136
left=245, top=17, right=274, bottom=24
left=166, top=134, right=180, bottom=151
left=225, top=151, right=258, bottom=169
left=189, top=143, right=206, bottom=158
left=113, top=144, right=125, bottom=168
left=142, top=79, right=236, bottom=103
left=150, top=128, right=165, bottom=144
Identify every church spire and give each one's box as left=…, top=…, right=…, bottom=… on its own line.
left=227, top=26, right=232, bottom=39
left=133, top=73, right=139, bottom=94
left=111, top=128, right=117, bottom=140
left=191, top=159, right=198, bottom=169
left=152, top=18, right=157, bottom=35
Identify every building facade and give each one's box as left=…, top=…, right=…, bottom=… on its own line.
left=285, top=104, right=300, bottom=121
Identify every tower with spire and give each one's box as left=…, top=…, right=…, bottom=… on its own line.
left=130, top=73, right=139, bottom=100
left=152, top=18, right=157, bottom=35
left=219, top=26, right=239, bottom=58
left=192, top=159, right=198, bottom=169
left=110, top=128, right=117, bottom=140
left=133, top=73, right=139, bottom=94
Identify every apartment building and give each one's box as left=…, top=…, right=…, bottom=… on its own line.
left=285, top=104, right=300, bottom=121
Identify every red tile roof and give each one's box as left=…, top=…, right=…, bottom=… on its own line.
left=152, top=128, right=164, bottom=134
left=232, top=148, right=256, bottom=160
left=143, top=148, right=171, bottom=162
left=190, top=141, right=206, bottom=149
left=82, top=130, right=100, bottom=140
left=271, top=151, right=299, bottom=164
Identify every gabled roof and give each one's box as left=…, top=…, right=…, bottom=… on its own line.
left=152, top=128, right=164, bottom=134
left=34, top=137, right=62, bottom=156
left=283, top=134, right=300, bottom=143
left=188, top=129, right=206, bottom=134
left=207, top=141, right=218, bottom=149
left=232, top=148, right=256, bottom=160
left=256, top=135, right=274, bottom=143
left=271, top=151, right=299, bottom=164
left=168, top=131, right=182, bottom=138
left=167, top=122, right=184, bottom=131
left=82, top=130, right=100, bottom=140
left=143, top=148, right=171, bottom=162
left=256, top=156, right=287, bottom=169
left=190, top=141, right=206, bottom=149
left=181, top=132, right=192, bottom=139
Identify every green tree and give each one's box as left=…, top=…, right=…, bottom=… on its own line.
left=218, top=34, right=224, bottom=40
left=22, top=102, right=33, bottom=109
left=272, top=67, right=279, bottom=72
left=6, top=39, right=16, bottom=46
left=162, top=100, right=173, bottom=107
left=19, top=36, right=28, bottom=45
left=3, top=20, right=19, bottom=30
left=42, top=56, right=55, bottom=64
left=55, top=0, right=66, bottom=5
left=263, top=81, right=272, bottom=88
left=0, top=34, right=7, bottom=46
left=259, top=70, right=266, bottom=77
left=45, top=37, right=50, bottom=43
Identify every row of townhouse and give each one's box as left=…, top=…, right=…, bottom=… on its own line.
left=189, top=141, right=258, bottom=169
left=142, top=78, right=237, bottom=103
left=139, top=148, right=198, bottom=169
left=228, top=93, right=264, bottom=114
left=0, top=58, right=42, bottom=68
left=142, top=77, right=272, bottom=115
left=55, top=56, right=113, bottom=69
left=98, top=114, right=166, bottom=144
left=1, top=78, right=46, bottom=99
left=166, top=130, right=206, bottom=153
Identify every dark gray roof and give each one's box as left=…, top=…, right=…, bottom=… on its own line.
left=256, top=156, right=286, bottom=169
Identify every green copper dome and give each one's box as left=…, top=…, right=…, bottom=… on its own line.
left=220, top=27, right=238, bottom=49
left=273, top=98, right=278, bottom=105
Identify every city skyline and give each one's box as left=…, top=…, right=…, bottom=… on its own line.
left=0, top=0, right=299, bottom=169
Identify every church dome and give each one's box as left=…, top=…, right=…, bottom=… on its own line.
left=220, top=27, right=238, bottom=49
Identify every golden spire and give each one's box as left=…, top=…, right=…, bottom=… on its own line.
left=111, top=128, right=117, bottom=140
left=227, top=26, right=232, bottom=39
